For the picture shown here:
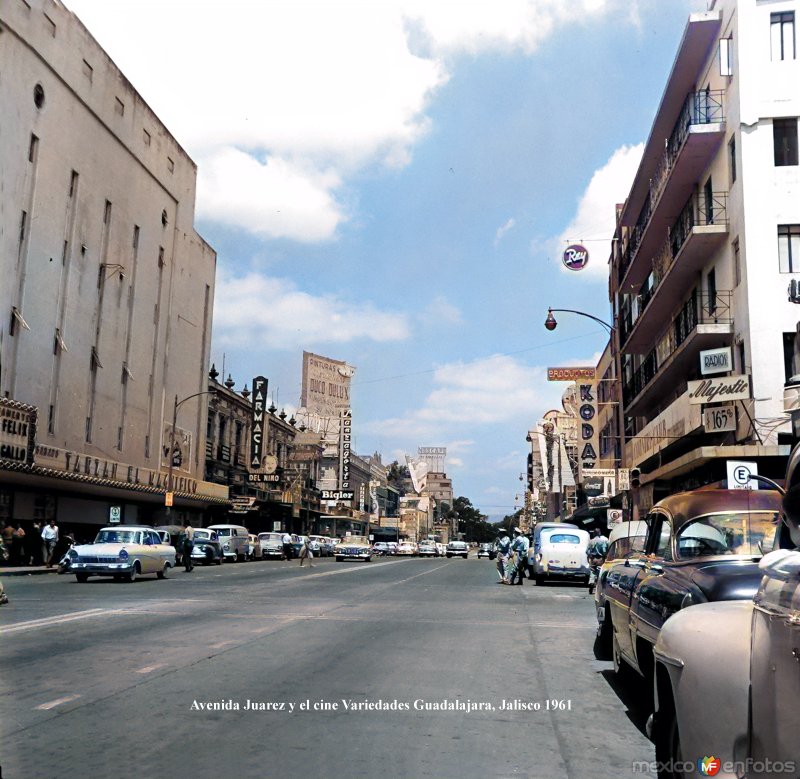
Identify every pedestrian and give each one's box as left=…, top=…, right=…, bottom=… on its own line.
left=282, top=531, right=293, bottom=560
left=508, top=527, right=530, bottom=586
left=181, top=521, right=194, bottom=572
left=299, top=536, right=314, bottom=567
left=587, top=528, right=610, bottom=594
left=11, top=523, right=26, bottom=566
left=28, top=522, right=42, bottom=565
left=494, top=526, right=512, bottom=584
left=2, top=522, right=14, bottom=565
left=41, top=519, right=59, bottom=567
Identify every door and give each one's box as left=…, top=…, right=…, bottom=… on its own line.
left=749, top=555, right=800, bottom=774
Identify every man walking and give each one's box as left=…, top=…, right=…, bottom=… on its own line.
left=494, top=527, right=512, bottom=584
left=508, top=528, right=530, bottom=585
left=41, top=519, right=59, bottom=568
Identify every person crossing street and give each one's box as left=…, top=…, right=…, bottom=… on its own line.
left=508, top=528, right=530, bottom=585
left=494, top=527, right=512, bottom=584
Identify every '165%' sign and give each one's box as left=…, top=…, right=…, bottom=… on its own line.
left=704, top=405, right=736, bottom=432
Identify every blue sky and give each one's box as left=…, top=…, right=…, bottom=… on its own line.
left=67, top=0, right=701, bottom=518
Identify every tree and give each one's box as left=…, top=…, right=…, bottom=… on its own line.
left=450, top=496, right=495, bottom=542
left=386, top=460, right=410, bottom=495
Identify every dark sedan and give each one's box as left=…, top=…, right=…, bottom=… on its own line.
left=604, top=488, right=780, bottom=686
left=190, top=528, right=224, bottom=565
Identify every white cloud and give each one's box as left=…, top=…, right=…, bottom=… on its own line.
left=494, top=218, right=516, bottom=246
left=66, top=0, right=639, bottom=244
left=213, top=272, right=410, bottom=349
left=418, top=295, right=464, bottom=328
left=548, top=143, right=644, bottom=277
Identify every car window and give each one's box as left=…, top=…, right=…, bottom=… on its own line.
left=606, top=535, right=646, bottom=561
left=215, top=528, right=231, bottom=537
left=677, top=511, right=778, bottom=559
left=546, top=533, right=581, bottom=544
left=653, top=516, right=673, bottom=561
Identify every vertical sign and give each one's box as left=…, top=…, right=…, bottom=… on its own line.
left=339, top=408, right=352, bottom=489
left=250, top=376, right=268, bottom=470
left=577, top=380, right=599, bottom=482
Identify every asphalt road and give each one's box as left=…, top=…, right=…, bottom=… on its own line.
left=0, top=555, right=655, bottom=779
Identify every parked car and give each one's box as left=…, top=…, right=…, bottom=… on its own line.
left=418, top=540, right=438, bottom=556
left=68, top=526, right=176, bottom=582
left=396, top=541, right=417, bottom=556
left=648, top=455, right=800, bottom=779
left=309, top=535, right=329, bottom=556
left=529, top=526, right=589, bottom=585
left=372, top=541, right=392, bottom=556
left=258, top=532, right=286, bottom=559
left=593, top=521, right=648, bottom=656
left=604, top=488, right=780, bottom=687
left=446, top=540, right=469, bottom=559
left=386, top=542, right=399, bottom=555
left=208, top=524, right=250, bottom=562
left=334, top=536, right=372, bottom=562
left=191, top=528, right=224, bottom=565
left=477, top=542, right=493, bottom=559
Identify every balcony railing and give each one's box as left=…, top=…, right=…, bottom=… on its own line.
left=618, top=90, right=725, bottom=287
left=622, top=289, right=732, bottom=408
left=670, top=190, right=728, bottom=259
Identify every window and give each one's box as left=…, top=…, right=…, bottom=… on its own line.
left=720, top=36, right=733, bottom=75
left=771, top=12, right=796, bottom=61
left=738, top=341, right=746, bottom=374
left=728, top=135, right=736, bottom=183
left=707, top=267, right=717, bottom=315
left=652, top=515, right=673, bottom=561
left=779, top=224, right=800, bottom=273
left=784, top=332, right=796, bottom=382
left=733, top=238, right=741, bottom=287
left=774, top=118, right=798, bottom=166
left=703, top=177, right=714, bottom=224
left=677, top=512, right=777, bottom=558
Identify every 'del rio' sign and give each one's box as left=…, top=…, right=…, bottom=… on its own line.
left=562, top=244, right=589, bottom=271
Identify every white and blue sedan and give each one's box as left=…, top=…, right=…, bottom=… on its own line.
left=69, top=526, right=176, bottom=582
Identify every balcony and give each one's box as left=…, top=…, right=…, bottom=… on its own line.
left=622, top=290, right=733, bottom=416
left=621, top=191, right=729, bottom=353
left=618, top=90, right=726, bottom=291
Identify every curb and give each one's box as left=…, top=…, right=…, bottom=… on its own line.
left=0, top=567, right=60, bottom=577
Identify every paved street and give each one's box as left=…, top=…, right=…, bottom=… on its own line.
left=0, top=556, right=654, bottom=779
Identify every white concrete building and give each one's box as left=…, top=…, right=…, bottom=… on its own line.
left=0, top=0, right=225, bottom=533
left=610, top=0, right=799, bottom=509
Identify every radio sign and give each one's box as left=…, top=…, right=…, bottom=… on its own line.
left=562, top=244, right=589, bottom=271
left=699, top=347, right=732, bottom=376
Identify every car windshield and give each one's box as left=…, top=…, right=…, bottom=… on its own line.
left=342, top=537, right=368, bottom=545
left=606, top=536, right=646, bottom=561
left=546, top=533, right=581, bottom=544
left=677, top=511, right=778, bottom=558
left=95, top=530, right=138, bottom=544
left=259, top=533, right=281, bottom=541
left=194, top=530, right=211, bottom=540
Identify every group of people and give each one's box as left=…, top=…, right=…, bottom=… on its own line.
left=493, top=526, right=530, bottom=585
left=0, top=519, right=62, bottom=567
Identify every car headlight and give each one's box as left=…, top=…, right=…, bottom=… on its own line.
left=68, top=549, right=78, bottom=559
left=118, top=548, right=129, bottom=560
left=223, top=543, right=230, bottom=550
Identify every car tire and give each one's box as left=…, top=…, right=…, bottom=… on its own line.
left=127, top=563, right=139, bottom=583
left=534, top=574, right=545, bottom=585
left=653, top=702, right=683, bottom=779
left=594, top=610, right=613, bottom=661
left=75, top=573, right=88, bottom=583
left=157, top=563, right=169, bottom=579
left=335, top=556, right=343, bottom=562
left=216, top=556, right=222, bottom=565
left=446, top=554, right=452, bottom=558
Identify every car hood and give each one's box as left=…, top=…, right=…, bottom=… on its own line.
left=689, top=558, right=763, bottom=601
left=73, top=543, right=133, bottom=556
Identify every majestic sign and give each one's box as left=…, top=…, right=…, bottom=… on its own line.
left=699, top=347, right=732, bottom=376
left=338, top=408, right=352, bottom=489
left=687, top=375, right=750, bottom=405
left=577, top=380, right=599, bottom=481
left=548, top=367, right=595, bottom=382
left=250, top=376, right=268, bottom=470
left=0, top=398, right=36, bottom=466
left=562, top=244, right=589, bottom=271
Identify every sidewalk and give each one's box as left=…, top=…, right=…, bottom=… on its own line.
left=0, top=565, right=60, bottom=577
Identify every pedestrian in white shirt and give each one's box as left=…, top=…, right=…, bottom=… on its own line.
left=41, top=520, right=59, bottom=567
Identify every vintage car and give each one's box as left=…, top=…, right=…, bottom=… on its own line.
left=593, top=521, right=648, bottom=657
left=334, top=536, right=372, bottom=562
left=191, top=528, right=224, bottom=565
left=648, top=456, right=800, bottom=779
left=309, top=535, right=332, bottom=557
left=372, top=541, right=393, bottom=556
left=258, top=531, right=286, bottom=559
left=69, top=525, right=176, bottom=582
left=529, top=526, right=589, bottom=585
left=604, top=488, right=780, bottom=687
left=417, top=540, right=438, bottom=556
left=446, top=540, right=469, bottom=559
left=396, top=541, right=417, bottom=556
left=208, top=524, right=250, bottom=562
left=477, top=542, right=494, bottom=559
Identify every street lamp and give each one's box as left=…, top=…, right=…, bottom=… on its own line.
left=166, top=390, right=217, bottom=511
left=544, top=308, right=615, bottom=335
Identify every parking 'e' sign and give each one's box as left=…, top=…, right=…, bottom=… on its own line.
left=727, top=460, right=758, bottom=490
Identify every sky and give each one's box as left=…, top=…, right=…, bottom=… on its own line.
left=65, top=0, right=704, bottom=519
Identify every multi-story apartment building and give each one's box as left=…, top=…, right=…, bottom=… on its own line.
left=0, top=0, right=226, bottom=536
left=610, top=0, right=799, bottom=513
